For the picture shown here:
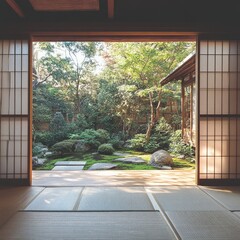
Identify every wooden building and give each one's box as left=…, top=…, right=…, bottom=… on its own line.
left=161, top=53, right=196, bottom=146
left=1, top=0, right=240, bottom=185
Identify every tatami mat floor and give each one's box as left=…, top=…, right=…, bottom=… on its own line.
left=1, top=171, right=240, bottom=240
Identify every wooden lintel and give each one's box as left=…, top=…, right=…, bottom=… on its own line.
left=6, top=0, right=25, bottom=17
left=108, top=0, right=114, bottom=19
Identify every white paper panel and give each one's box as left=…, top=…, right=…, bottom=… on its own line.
left=0, top=89, right=28, bottom=114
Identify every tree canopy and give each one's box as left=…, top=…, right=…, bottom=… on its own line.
left=33, top=41, right=195, bottom=148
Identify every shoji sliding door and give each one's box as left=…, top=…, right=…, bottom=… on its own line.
left=198, top=39, right=240, bottom=184
left=0, top=39, right=31, bottom=185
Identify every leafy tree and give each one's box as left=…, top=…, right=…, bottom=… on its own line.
left=101, top=42, right=194, bottom=141
left=33, top=42, right=100, bottom=120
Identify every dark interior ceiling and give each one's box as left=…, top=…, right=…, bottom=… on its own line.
left=1, top=0, right=240, bottom=38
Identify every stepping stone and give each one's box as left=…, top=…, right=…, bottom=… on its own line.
left=113, top=157, right=146, bottom=164
left=89, top=163, right=117, bottom=170
left=113, top=152, right=131, bottom=157
left=158, top=166, right=172, bottom=170
left=25, top=187, right=83, bottom=211
left=54, top=161, right=86, bottom=166
left=52, top=166, right=84, bottom=171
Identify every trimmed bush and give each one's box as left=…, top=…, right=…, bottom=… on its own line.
left=32, top=145, right=43, bottom=156
left=128, top=134, right=146, bottom=151
left=35, top=131, right=55, bottom=147
left=169, top=130, right=194, bottom=158
left=108, top=136, right=124, bottom=149
left=98, top=144, right=115, bottom=155
left=51, top=140, right=77, bottom=155
left=96, top=129, right=110, bottom=143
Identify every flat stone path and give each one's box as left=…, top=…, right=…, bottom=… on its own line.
left=52, top=161, right=86, bottom=171
left=52, top=166, right=84, bottom=171
left=113, top=156, right=146, bottom=164
left=89, top=163, right=118, bottom=170
left=54, top=161, right=86, bottom=166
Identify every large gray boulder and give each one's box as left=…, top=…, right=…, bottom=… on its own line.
left=150, top=150, right=173, bottom=168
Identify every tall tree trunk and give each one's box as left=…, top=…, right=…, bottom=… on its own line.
left=73, top=77, right=81, bottom=121
left=146, top=92, right=155, bottom=143
left=155, top=90, right=161, bottom=122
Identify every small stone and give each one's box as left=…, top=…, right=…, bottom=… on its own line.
left=41, top=148, right=49, bottom=153
left=190, top=158, right=195, bottom=163
left=44, top=151, right=53, bottom=157
left=177, top=155, right=185, bottom=159
left=89, top=163, right=118, bottom=170
left=32, top=156, right=38, bottom=167
left=159, top=166, right=172, bottom=170
left=37, top=158, right=47, bottom=165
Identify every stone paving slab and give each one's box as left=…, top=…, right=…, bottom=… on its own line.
left=113, top=152, right=131, bottom=157
left=113, top=157, right=146, bottom=164
left=54, top=161, right=86, bottom=166
left=25, top=187, right=83, bottom=211
left=52, top=166, right=84, bottom=171
left=147, top=186, right=223, bottom=211
left=166, top=211, right=240, bottom=240
left=89, top=163, right=117, bottom=170
left=200, top=186, right=240, bottom=211
left=0, top=212, right=177, bottom=240
left=78, top=187, right=154, bottom=211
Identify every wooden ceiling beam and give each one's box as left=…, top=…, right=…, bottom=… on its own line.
left=29, top=0, right=100, bottom=12
left=108, top=0, right=114, bottom=19
left=5, top=0, right=25, bottom=17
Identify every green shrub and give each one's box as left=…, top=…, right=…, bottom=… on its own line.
left=108, top=135, right=124, bottom=149
left=51, top=140, right=77, bottom=155
left=79, top=129, right=101, bottom=149
left=169, top=114, right=181, bottom=130
left=35, top=131, right=55, bottom=146
left=75, top=113, right=89, bottom=131
left=98, top=144, right=115, bottom=155
left=70, top=129, right=110, bottom=149
left=129, top=131, right=170, bottom=153
left=155, top=117, right=172, bottom=133
left=169, top=130, right=194, bottom=158
left=151, top=117, right=172, bottom=151
left=128, top=134, right=146, bottom=151
left=32, top=145, right=42, bottom=156
left=49, top=112, right=66, bottom=131
left=143, top=137, right=160, bottom=153
left=96, top=129, right=110, bottom=143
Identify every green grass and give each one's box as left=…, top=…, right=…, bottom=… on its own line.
left=172, top=157, right=195, bottom=169
left=34, top=150, right=195, bottom=171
